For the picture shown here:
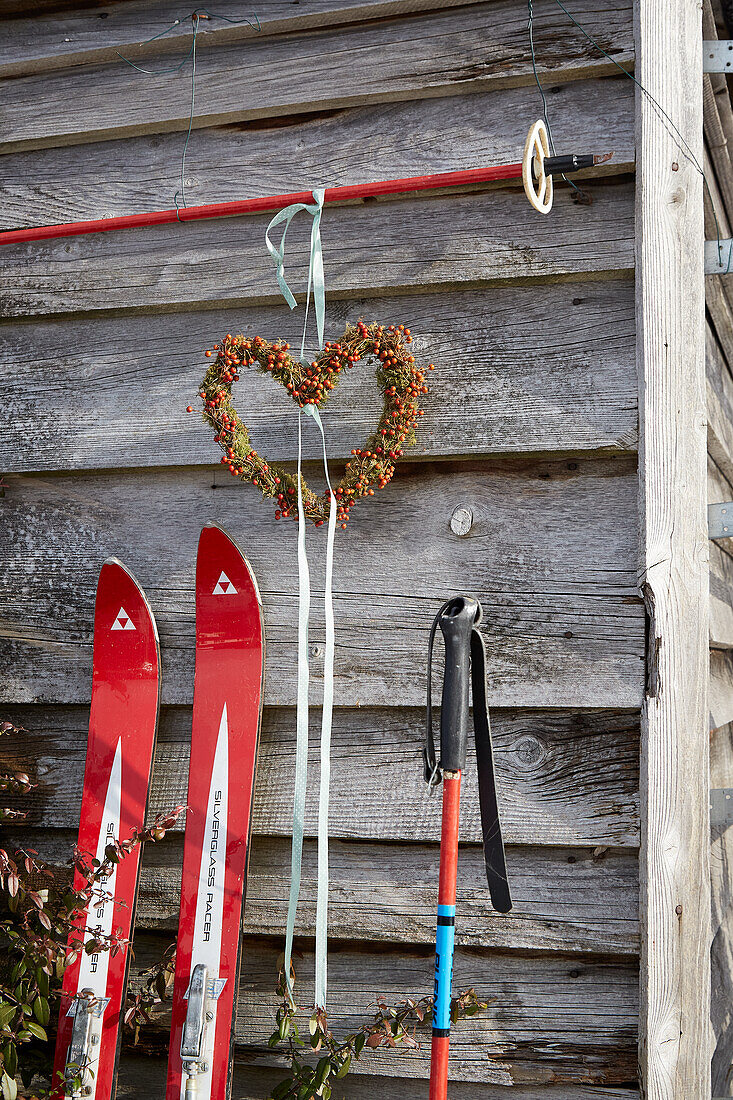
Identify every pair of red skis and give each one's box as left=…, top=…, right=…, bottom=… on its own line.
left=52, top=524, right=264, bottom=1100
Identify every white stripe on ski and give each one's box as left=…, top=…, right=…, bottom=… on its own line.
left=74, top=736, right=122, bottom=1100
left=180, top=703, right=229, bottom=1100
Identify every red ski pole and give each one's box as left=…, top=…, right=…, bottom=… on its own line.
left=425, top=597, right=512, bottom=1100
left=430, top=768, right=462, bottom=1100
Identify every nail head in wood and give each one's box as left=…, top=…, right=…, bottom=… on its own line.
left=450, top=506, right=473, bottom=536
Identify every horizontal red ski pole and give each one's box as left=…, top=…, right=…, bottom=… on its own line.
left=0, top=161, right=524, bottom=246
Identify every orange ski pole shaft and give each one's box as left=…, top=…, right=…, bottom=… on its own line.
left=429, top=769, right=462, bottom=1100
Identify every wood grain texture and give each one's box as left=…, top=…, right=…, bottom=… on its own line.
left=2, top=706, right=640, bottom=847
left=703, top=147, right=733, bottom=394
left=0, top=457, right=645, bottom=709
left=712, top=650, right=733, bottom=733
left=9, top=826, right=638, bottom=954
left=710, top=539, right=733, bottom=649
left=0, top=0, right=633, bottom=153
left=703, top=1, right=733, bottom=238
left=711, top=719, right=733, bottom=1096
left=0, top=179, right=635, bottom=318
left=708, top=457, right=733, bottom=649
left=0, top=0, right=486, bottom=77
left=0, top=77, right=634, bottom=230
left=127, top=934, right=639, bottom=1085
left=635, top=1, right=711, bottom=1096
left=0, top=280, right=637, bottom=472
left=116, top=1058, right=640, bottom=1100
left=707, top=319, right=733, bottom=489
left=705, top=273, right=733, bottom=416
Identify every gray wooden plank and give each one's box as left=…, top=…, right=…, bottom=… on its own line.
left=710, top=696, right=733, bottom=1095
left=711, top=713, right=733, bottom=1096
left=2, top=705, right=640, bottom=847
left=0, top=457, right=645, bottom=709
left=0, top=0, right=634, bottom=152
left=708, top=456, right=733, bottom=649
left=0, top=78, right=634, bottom=229
left=705, top=270, right=733, bottom=384
left=637, top=0, right=710, bottom=1094
left=0, top=180, right=635, bottom=318
left=10, top=826, right=638, bottom=954
left=707, top=320, right=733, bottom=489
left=710, top=539, right=733, bottom=649
left=636, top=1, right=710, bottom=1095
left=0, top=0, right=485, bottom=78
left=127, top=935, right=639, bottom=1085
left=711, top=649, right=733, bottom=733
left=0, top=280, right=637, bottom=472
left=118, top=1059, right=639, bottom=1100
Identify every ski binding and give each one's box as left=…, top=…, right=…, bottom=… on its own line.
left=62, top=990, right=110, bottom=1098
left=180, top=965, right=226, bottom=1099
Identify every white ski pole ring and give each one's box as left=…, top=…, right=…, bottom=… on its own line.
left=523, top=119, right=553, bottom=214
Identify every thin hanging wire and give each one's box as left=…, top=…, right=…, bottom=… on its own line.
left=117, top=8, right=261, bottom=215
left=527, top=0, right=585, bottom=201
left=175, top=14, right=199, bottom=214
left=532, top=0, right=725, bottom=264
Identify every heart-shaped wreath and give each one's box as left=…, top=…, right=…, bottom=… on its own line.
left=196, top=320, right=431, bottom=528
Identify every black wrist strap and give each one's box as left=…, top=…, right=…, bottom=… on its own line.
left=424, top=600, right=512, bottom=913
left=470, top=627, right=512, bottom=913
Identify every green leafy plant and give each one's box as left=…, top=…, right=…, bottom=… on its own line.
left=265, top=967, right=488, bottom=1100
left=0, top=719, right=182, bottom=1098
left=125, top=951, right=488, bottom=1100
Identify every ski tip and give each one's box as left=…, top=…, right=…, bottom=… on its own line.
left=198, top=522, right=262, bottom=608
left=97, top=557, right=161, bottom=647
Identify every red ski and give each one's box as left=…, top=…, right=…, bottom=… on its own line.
left=52, top=559, right=161, bottom=1100
left=166, top=523, right=264, bottom=1100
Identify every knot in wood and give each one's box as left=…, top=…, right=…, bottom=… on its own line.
left=511, top=735, right=546, bottom=770
left=450, top=505, right=474, bottom=536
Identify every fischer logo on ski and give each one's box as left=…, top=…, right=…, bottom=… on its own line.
left=212, top=571, right=237, bottom=596
left=111, top=606, right=136, bottom=631
left=166, top=524, right=264, bottom=1100
left=52, top=559, right=161, bottom=1100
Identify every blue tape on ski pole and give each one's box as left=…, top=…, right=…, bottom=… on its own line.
left=433, top=904, right=456, bottom=1035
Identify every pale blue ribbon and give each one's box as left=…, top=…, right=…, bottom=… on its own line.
left=266, top=190, right=335, bottom=1009
left=265, top=191, right=325, bottom=359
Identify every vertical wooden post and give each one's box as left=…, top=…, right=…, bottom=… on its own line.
left=636, top=0, right=710, bottom=1097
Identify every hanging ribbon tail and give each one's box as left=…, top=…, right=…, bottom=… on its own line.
left=267, top=188, right=329, bottom=1009
left=283, top=411, right=312, bottom=1004
left=305, top=403, right=337, bottom=1010
left=470, top=627, right=512, bottom=914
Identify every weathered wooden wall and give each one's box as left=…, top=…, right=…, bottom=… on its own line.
left=704, top=3, right=733, bottom=1095
left=0, top=1, right=641, bottom=1096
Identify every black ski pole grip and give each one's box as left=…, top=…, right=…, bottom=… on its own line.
left=544, top=153, right=595, bottom=175
left=439, top=597, right=480, bottom=773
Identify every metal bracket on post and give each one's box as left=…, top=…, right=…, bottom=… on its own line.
left=708, top=502, right=733, bottom=539
left=704, top=40, right=733, bottom=71
left=711, top=788, right=733, bottom=829
left=705, top=239, right=733, bottom=274
left=63, top=990, right=109, bottom=1098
